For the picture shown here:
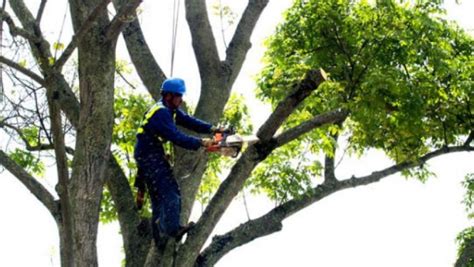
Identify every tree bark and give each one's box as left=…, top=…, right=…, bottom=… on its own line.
left=175, top=69, right=327, bottom=266
left=67, top=0, right=116, bottom=265
left=105, top=158, right=152, bottom=267
left=455, top=233, right=474, bottom=267
left=47, top=89, right=73, bottom=267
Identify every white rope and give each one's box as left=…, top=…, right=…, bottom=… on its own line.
left=54, top=2, right=69, bottom=60
left=170, top=0, right=181, bottom=77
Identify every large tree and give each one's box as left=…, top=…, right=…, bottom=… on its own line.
left=0, top=0, right=472, bottom=267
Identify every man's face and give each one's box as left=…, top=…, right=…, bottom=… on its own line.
left=165, top=93, right=183, bottom=109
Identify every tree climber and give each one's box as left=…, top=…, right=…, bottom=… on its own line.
left=134, top=77, right=225, bottom=242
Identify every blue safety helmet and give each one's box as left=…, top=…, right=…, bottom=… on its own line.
left=161, top=78, right=186, bottom=95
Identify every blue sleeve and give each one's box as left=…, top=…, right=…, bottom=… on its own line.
left=147, top=109, right=202, bottom=150
left=175, top=109, right=213, bottom=134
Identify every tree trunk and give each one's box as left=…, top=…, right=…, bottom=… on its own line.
left=67, top=0, right=116, bottom=265
left=57, top=222, right=74, bottom=267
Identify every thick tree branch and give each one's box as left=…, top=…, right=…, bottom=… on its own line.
left=176, top=69, right=328, bottom=266
left=8, top=0, right=52, bottom=68
left=257, top=69, right=328, bottom=141
left=0, top=9, right=40, bottom=42
left=0, top=56, right=45, bottom=85
left=0, top=149, right=58, bottom=218
left=197, top=212, right=283, bottom=267
left=185, top=0, right=220, bottom=77
left=12, top=2, right=143, bottom=264
left=35, top=0, right=47, bottom=24
left=113, top=0, right=165, bottom=100
left=54, top=0, right=112, bottom=70
left=339, top=145, right=474, bottom=188
left=455, top=231, right=474, bottom=267
left=197, top=145, right=473, bottom=266
left=8, top=2, right=143, bottom=264
left=274, top=109, right=349, bottom=147
left=324, top=153, right=337, bottom=183
left=47, top=91, right=74, bottom=263
left=105, top=0, right=141, bottom=41
left=105, top=157, right=151, bottom=267
left=196, top=180, right=339, bottom=267
left=223, top=0, right=269, bottom=86
left=177, top=146, right=262, bottom=266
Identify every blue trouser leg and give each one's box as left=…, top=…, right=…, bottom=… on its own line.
left=148, top=168, right=181, bottom=237
left=136, top=152, right=182, bottom=240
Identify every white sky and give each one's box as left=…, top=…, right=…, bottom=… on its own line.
left=0, top=1, right=473, bottom=266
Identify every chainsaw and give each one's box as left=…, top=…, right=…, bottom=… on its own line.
left=206, top=128, right=259, bottom=158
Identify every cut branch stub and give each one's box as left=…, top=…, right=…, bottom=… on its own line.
left=256, top=68, right=327, bottom=141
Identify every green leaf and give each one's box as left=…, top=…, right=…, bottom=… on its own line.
left=256, top=0, right=473, bottom=182
left=53, top=42, right=65, bottom=51
left=9, top=148, right=45, bottom=177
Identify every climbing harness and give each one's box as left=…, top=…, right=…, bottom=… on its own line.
left=137, top=102, right=176, bottom=162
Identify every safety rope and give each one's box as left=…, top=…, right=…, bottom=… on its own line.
left=54, top=2, right=69, bottom=60
left=170, top=0, right=181, bottom=77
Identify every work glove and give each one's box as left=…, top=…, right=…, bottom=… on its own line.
left=201, top=137, right=217, bottom=147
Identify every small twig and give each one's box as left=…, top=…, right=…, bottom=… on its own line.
left=54, top=0, right=112, bottom=70
left=334, top=144, right=348, bottom=170
left=241, top=190, right=251, bottom=221
left=117, top=69, right=136, bottom=89
left=0, top=56, right=45, bottom=85
left=218, top=0, right=228, bottom=49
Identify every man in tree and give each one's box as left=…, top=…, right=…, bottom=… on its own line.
left=134, top=77, right=221, bottom=242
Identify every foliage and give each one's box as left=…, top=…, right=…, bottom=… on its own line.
left=9, top=148, right=45, bottom=177
left=5, top=126, right=47, bottom=177
left=456, top=173, right=474, bottom=264
left=197, top=93, right=253, bottom=204
left=248, top=139, right=323, bottom=203
left=253, top=0, right=473, bottom=201
left=463, top=174, right=474, bottom=216
left=211, top=1, right=238, bottom=26
left=100, top=88, right=152, bottom=223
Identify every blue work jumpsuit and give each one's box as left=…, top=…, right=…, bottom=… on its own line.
left=134, top=100, right=212, bottom=239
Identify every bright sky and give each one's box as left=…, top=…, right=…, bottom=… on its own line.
left=0, top=1, right=473, bottom=267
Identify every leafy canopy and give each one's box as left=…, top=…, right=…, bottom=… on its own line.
left=456, top=173, right=474, bottom=264
left=251, top=0, right=473, bottom=200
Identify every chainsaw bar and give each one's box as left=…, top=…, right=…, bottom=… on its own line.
left=206, top=134, right=259, bottom=157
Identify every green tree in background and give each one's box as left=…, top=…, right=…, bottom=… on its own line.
left=0, top=0, right=472, bottom=266
left=457, top=173, right=474, bottom=267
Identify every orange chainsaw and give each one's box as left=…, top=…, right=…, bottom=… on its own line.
left=206, top=128, right=259, bottom=158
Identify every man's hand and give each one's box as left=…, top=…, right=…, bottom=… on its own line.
left=201, top=137, right=217, bottom=147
